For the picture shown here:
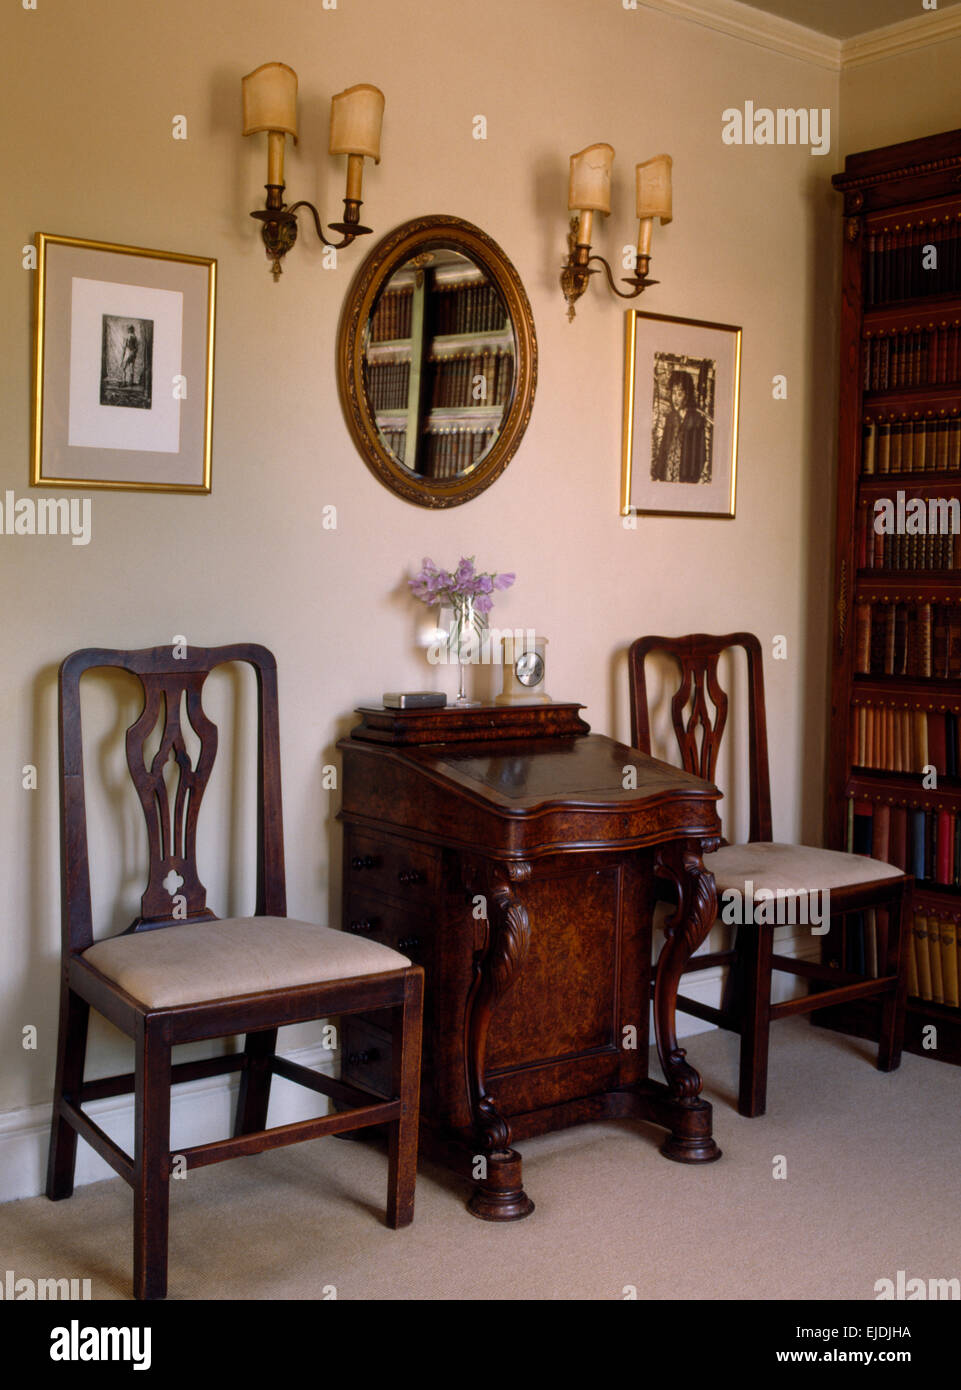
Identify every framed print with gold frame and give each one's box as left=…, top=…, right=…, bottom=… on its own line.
left=621, top=308, right=740, bottom=518
left=32, top=233, right=216, bottom=493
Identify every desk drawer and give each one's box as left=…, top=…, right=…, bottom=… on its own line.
left=341, top=1017, right=393, bottom=1099
left=345, top=831, right=438, bottom=905
left=344, top=892, right=429, bottom=966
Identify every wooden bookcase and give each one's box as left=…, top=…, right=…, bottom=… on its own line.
left=826, top=129, right=961, bottom=1066
left=364, top=261, right=514, bottom=478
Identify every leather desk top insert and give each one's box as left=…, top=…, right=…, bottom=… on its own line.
left=337, top=702, right=723, bottom=1220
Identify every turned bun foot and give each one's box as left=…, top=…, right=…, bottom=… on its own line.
left=466, top=1148, right=535, bottom=1221
left=660, top=1100, right=721, bottom=1163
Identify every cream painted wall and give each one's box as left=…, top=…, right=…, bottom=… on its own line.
left=0, top=0, right=842, bottom=1138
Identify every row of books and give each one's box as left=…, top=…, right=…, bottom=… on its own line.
left=824, top=896, right=960, bottom=1005
left=850, top=705, right=961, bottom=773
left=432, top=282, right=506, bottom=336
left=846, top=796, right=961, bottom=1004
left=854, top=602, right=961, bottom=680
left=421, top=425, right=496, bottom=478
left=864, top=216, right=961, bottom=307
left=429, top=350, right=513, bottom=409
left=861, top=414, right=961, bottom=475
left=850, top=797, right=961, bottom=888
left=862, top=323, right=961, bottom=393
left=367, top=360, right=411, bottom=412
left=370, top=288, right=413, bottom=343
left=856, top=509, right=960, bottom=572
left=906, top=911, right=961, bottom=1006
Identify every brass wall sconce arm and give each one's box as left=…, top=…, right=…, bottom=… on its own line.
left=561, top=218, right=658, bottom=320
left=249, top=185, right=372, bottom=277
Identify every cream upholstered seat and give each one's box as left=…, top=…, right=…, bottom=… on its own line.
left=706, top=843, right=902, bottom=895
left=83, top=918, right=411, bottom=1010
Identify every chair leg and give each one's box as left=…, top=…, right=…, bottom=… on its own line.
left=877, top=894, right=909, bottom=1073
left=234, top=1028, right=278, bottom=1136
left=386, top=969, right=424, bottom=1229
left=133, top=1019, right=171, bottom=1301
left=47, top=984, right=89, bottom=1201
left=718, top=931, right=746, bottom=1025
left=737, top=925, right=774, bottom=1118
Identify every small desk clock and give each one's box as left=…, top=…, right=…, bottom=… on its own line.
left=495, top=634, right=551, bottom=705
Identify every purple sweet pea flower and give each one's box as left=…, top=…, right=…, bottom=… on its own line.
left=407, top=556, right=515, bottom=618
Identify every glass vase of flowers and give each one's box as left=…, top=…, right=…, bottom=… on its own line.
left=409, top=556, right=515, bottom=707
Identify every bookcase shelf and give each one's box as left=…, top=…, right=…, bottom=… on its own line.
left=829, top=129, right=961, bottom=1066
left=864, top=385, right=961, bottom=407
left=849, top=767, right=961, bottom=792
left=853, top=674, right=961, bottom=699
left=859, top=476, right=961, bottom=496
left=856, top=577, right=961, bottom=601
left=864, top=296, right=961, bottom=326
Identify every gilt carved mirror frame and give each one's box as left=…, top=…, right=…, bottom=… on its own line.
left=337, top=215, right=537, bottom=508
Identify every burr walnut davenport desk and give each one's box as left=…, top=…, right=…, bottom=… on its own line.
left=337, top=703, right=723, bottom=1219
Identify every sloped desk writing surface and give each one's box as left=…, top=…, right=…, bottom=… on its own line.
left=337, top=703, right=723, bottom=1220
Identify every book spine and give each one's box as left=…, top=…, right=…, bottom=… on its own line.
left=872, top=803, right=891, bottom=862
left=861, top=419, right=875, bottom=476
left=941, top=916, right=960, bottom=1008
left=929, top=916, right=944, bottom=1003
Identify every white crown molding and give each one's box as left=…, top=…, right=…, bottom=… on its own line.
left=639, top=0, right=961, bottom=73
left=841, top=5, right=961, bottom=70
left=638, top=0, right=841, bottom=70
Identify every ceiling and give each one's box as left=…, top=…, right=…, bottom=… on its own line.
left=735, top=0, right=961, bottom=39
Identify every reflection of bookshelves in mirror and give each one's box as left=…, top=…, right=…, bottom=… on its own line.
left=364, top=261, right=515, bottom=479
left=826, top=129, right=961, bottom=1067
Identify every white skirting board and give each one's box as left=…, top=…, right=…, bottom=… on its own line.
left=0, top=1042, right=336, bottom=1205
left=0, top=926, right=823, bottom=1204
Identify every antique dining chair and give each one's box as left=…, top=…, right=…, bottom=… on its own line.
left=47, top=643, right=423, bottom=1300
left=628, top=632, right=911, bottom=1117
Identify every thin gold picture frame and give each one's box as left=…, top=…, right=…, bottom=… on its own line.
left=621, top=308, right=741, bottom=519
left=32, top=233, right=216, bottom=493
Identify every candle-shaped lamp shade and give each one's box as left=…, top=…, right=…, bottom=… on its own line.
left=242, top=62, right=299, bottom=141
left=635, top=154, right=673, bottom=224
left=568, top=143, right=615, bottom=214
left=329, top=83, right=385, bottom=162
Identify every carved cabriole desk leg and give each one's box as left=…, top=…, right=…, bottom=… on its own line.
left=462, top=860, right=535, bottom=1220
left=652, top=837, right=723, bottom=1164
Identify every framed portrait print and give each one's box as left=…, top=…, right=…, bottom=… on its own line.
left=33, top=234, right=216, bottom=492
left=621, top=309, right=740, bottom=518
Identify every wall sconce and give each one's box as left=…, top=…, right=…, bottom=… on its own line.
left=242, top=62, right=384, bottom=280
left=561, top=145, right=672, bottom=320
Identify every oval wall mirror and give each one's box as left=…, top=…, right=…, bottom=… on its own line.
left=337, top=216, right=537, bottom=508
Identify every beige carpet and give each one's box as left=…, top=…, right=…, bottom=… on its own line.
left=3, top=1019, right=957, bottom=1301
